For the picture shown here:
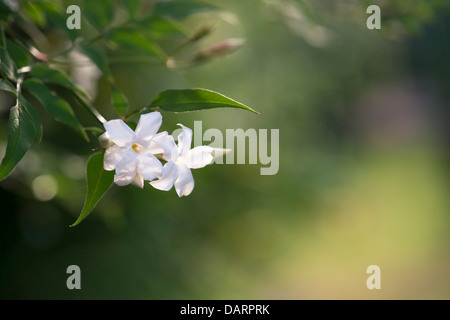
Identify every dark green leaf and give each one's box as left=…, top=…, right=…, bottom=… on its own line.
left=19, top=96, right=43, bottom=144
left=120, top=0, right=141, bottom=19
left=0, top=105, right=35, bottom=180
left=0, top=78, right=16, bottom=94
left=0, top=24, right=5, bottom=48
left=80, top=45, right=111, bottom=77
left=0, top=47, right=16, bottom=80
left=6, top=39, right=32, bottom=68
left=0, top=79, right=42, bottom=144
left=83, top=0, right=115, bottom=31
left=153, top=1, right=224, bottom=20
left=70, top=152, right=114, bottom=227
left=0, top=2, right=13, bottom=23
left=151, top=89, right=259, bottom=114
left=23, top=79, right=89, bottom=141
left=111, top=86, right=129, bottom=117
left=30, top=63, right=89, bottom=98
left=49, top=84, right=107, bottom=125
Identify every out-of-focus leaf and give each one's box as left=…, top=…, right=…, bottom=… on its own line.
left=23, top=1, right=47, bottom=27
left=6, top=40, right=32, bottom=68
left=151, top=89, right=259, bottom=114
left=153, top=1, right=224, bottom=20
left=0, top=24, right=5, bottom=48
left=0, top=105, right=35, bottom=180
left=70, top=152, right=114, bottom=227
left=120, top=0, right=141, bottom=19
left=80, top=45, right=111, bottom=77
left=45, top=3, right=79, bottom=40
left=107, top=27, right=165, bottom=58
left=112, top=86, right=129, bottom=117
left=83, top=0, right=115, bottom=31
left=30, top=63, right=89, bottom=98
left=137, top=15, right=188, bottom=37
left=23, top=79, right=89, bottom=141
left=0, top=2, right=13, bottom=23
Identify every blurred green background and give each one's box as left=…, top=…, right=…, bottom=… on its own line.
left=1, top=0, right=450, bottom=299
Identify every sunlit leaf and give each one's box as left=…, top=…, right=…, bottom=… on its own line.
left=107, top=27, right=165, bottom=58
left=23, top=79, right=89, bottom=141
left=0, top=105, right=35, bottom=180
left=151, top=89, right=259, bottom=114
left=70, top=152, right=114, bottom=227
left=23, top=1, right=47, bottom=27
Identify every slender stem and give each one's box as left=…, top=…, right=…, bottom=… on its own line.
left=15, top=73, right=24, bottom=107
left=76, top=95, right=107, bottom=124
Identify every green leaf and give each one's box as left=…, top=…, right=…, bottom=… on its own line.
left=19, top=96, right=43, bottom=144
left=0, top=2, right=13, bottom=23
left=0, top=78, right=16, bottom=94
left=151, top=89, right=259, bottom=114
left=0, top=105, right=35, bottom=180
left=70, top=152, right=114, bottom=227
left=30, top=63, right=89, bottom=98
left=137, top=15, right=188, bottom=38
left=153, top=1, right=224, bottom=20
left=23, top=79, right=89, bottom=141
left=0, top=24, right=5, bottom=48
left=0, top=79, right=43, bottom=144
left=6, top=40, right=32, bottom=68
left=23, top=1, right=47, bottom=27
left=107, top=27, right=165, bottom=58
left=80, top=45, right=111, bottom=77
left=111, top=86, right=129, bottom=117
left=120, top=0, right=141, bottom=19
left=0, top=47, right=16, bottom=80
left=83, top=0, right=115, bottom=31
left=48, top=84, right=106, bottom=125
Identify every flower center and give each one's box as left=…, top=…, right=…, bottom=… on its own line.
left=132, top=143, right=142, bottom=153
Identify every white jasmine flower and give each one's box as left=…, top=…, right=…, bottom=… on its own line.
left=151, top=124, right=214, bottom=197
left=102, top=112, right=168, bottom=188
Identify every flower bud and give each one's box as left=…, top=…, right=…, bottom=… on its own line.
left=99, top=132, right=112, bottom=148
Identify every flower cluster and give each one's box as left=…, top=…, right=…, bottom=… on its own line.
left=99, top=111, right=216, bottom=197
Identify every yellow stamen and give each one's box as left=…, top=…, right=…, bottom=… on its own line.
left=132, top=143, right=141, bottom=153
